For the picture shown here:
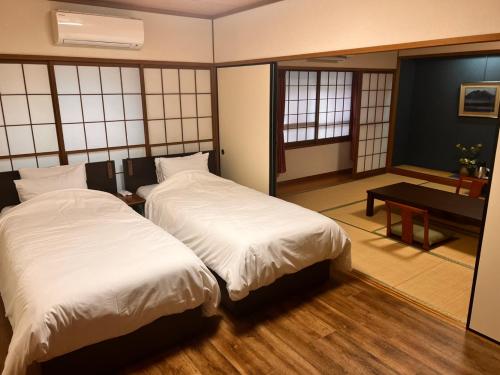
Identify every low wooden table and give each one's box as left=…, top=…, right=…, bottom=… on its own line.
left=366, top=182, right=485, bottom=226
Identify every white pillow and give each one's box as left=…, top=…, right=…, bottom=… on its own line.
left=14, top=167, right=88, bottom=202
left=156, top=152, right=209, bottom=182
left=155, top=153, right=202, bottom=182
left=19, top=164, right=87, bottom=182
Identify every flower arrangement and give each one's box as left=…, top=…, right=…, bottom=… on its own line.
left=456, top=143, right=483, bottom=175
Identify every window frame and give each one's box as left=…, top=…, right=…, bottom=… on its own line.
left=280, top=67, right=355, bottom=150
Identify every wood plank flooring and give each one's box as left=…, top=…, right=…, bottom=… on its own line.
left=1, top=273, right=498, bottom=373
left=121, top=273, right=500, bottom=374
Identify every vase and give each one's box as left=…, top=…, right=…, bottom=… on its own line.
left=459, top=165, right=469, bottom=176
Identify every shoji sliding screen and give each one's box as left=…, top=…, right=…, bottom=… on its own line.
left=54, top=64, right=146, bottom=190
left=0, top=63, right=60, bottom=171
left=143, top=68, right=214, bottom=156
left=355, top=72, right=393, bottom=174
left=1, top=58, right=217, bottom=191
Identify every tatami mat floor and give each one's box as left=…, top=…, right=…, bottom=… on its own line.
left=283, top=173, right=477, bottom=323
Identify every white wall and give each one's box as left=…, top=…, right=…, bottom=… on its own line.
left=469, top=138, right=500, bottom=342
left=213, top=0, right=500, bottom=63
left=0, top=0, right=213, bottom=62
left=278, top=142, right=353, bottom=182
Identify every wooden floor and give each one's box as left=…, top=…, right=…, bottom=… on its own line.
left=121, top=273, right=500, bottom=375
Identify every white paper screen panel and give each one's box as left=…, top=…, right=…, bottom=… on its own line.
left=55, top=65, right=146, bottom=191
left=284, top=70, right=317, bottom=143
left=318, top=71, right=352, bottom=140
left=0, top=63, right=60, bottom=172
left=144, top=68, right=214, bottom=156
left=356, top=72, right=393, bottom=173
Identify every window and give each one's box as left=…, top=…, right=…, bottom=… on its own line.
left=0, top=63, right=60, bottom=172
left=283, top=69, right=353, bottom=146
left=143, top=68, right=213, bottom=157
left=54, top=64, right=147, bottom=191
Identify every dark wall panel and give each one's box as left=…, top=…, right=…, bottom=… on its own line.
left=393, top=55, right=500, bottom=172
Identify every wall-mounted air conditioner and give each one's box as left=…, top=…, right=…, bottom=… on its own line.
left=52, top=11, right=144, bottom=49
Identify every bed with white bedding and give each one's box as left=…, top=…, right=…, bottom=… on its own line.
left=0, top=189, right=220, bottom=375
left=145, top=170, right=351, bottom=303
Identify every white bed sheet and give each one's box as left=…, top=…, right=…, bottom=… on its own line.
left=0, top=206, right=15, bottom=216
left=146, top=170, right=351, bottom=302
left=0, top=189, right=220, bottom=375
left=136, top=184, right=159, bottom=199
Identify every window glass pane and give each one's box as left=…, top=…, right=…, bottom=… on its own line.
left=196, top=70, right=211, bottom=93
left=78, top=66, right=101, bottom=94
left=121, top=67, right=141, bottom=94
left=24, top=64, right=51, bottom=94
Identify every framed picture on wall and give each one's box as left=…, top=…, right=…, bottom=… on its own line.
left=459, top=82, right=500, bottom=118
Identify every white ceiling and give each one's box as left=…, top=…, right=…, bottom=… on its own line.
left=58, top=0, right=283, bottom=19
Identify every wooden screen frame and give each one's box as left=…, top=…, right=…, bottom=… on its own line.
left=351, top=69, right=397, bottom=178
left=140, top=64, right=218, bottom=162
left=0, top=55, right=220, bottom=174
left=0, top=60, right=64, bottom=169
left=278, top=66, right=358, bottom=149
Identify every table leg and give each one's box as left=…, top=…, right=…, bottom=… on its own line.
left=366, top=192, right=374, bottom=216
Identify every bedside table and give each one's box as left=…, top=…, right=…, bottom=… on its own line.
left=115, top=193, right=146, bottom=215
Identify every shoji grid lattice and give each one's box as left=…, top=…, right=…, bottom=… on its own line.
left=318, top=71, right=353, bottom=139
left=284, top=70, right=317, bottom=142
left=356, top=72, right=393, bottom=173
left=54, top=65, right=146, bottom=191
left=0, top=63, right=60, bottom=172
left=143, top=68, right=213, bottom=156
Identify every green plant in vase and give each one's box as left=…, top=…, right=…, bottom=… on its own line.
left=456, top=143, right=483, bottom=176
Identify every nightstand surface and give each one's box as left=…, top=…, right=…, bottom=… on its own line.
left=115, top=193, right=145, bottom=207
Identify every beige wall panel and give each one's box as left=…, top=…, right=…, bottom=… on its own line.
left=277, top=141, right=353, bottom=182
left=0, top=0, right=213, bottom=62
left=213, top=0, right=500, bottom=62
left=217, top=65, right=270, bottom=194
left=469, top=138, right=500, bottom=342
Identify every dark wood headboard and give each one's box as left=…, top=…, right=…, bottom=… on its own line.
left=0, top=161, right=117, bottom=211
left=123, top=151, right=218, bottom=193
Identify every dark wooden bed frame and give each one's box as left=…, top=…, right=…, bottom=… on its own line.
left=123, top=151, right=219, bottom=193
left=123, top=152, right=332, bottom=315
left=0, top=161, right=117, bottom=211
left=0, top=161, right=215, bottom=374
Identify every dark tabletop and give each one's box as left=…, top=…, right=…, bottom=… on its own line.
left=367, top=182, right=485, bottom=223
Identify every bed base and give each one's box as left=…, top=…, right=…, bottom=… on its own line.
left=38, top=307, right=215, bottom=375
left=213, top=260, right=331, bottom=316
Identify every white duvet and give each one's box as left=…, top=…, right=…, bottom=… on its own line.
left=0, top=189, right=220, bottom=375
left=146, top=171, right=351, bottom=302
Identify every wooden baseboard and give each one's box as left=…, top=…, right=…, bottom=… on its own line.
left=353, top=167, right=387, bottom=179
left=388, top=166, right=458, bottom=187
left=349, top=270, right=465, bottom=329
left=277, top=168, right=352, bottom=186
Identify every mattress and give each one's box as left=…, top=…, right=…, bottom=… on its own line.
left=146, top=170, right=351, bottom=301
left=0, top=189, right=220, bottom=375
